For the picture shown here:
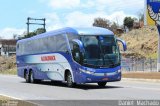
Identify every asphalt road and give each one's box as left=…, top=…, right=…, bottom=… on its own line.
left=0, top=75, right=160, bottom=106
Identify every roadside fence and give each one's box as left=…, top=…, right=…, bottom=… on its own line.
left=121, top=58, right=157, bottom=72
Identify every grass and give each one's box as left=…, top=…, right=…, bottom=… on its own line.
left=120, top=26, right=158, bottom=59
left=146, top=53, right=158, bottom=59
left=0, top=68, right=17, bottom=75
left=0, top=95, right=11, bottom=100
left=0, top=95, right=37, bottom=106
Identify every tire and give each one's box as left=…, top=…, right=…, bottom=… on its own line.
left=25, top=72, right=30, bottom=83
left=29, top=71, right=34, bottom=83
left=29, top=71, right=41, bottom=83
left=97, top=82, right=107, bottom=87
left=66, top=71, right=75, bottom=87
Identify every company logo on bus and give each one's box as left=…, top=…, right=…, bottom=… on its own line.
left=41, top=56, right=56, bottom=61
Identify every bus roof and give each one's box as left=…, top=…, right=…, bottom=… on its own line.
left=17, top=27, right=114, bottom=43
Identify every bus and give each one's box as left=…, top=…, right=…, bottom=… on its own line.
left=16, top=27, right=127, bottom=87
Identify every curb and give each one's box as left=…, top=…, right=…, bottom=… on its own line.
left=122, top=78, right=160, bottom=83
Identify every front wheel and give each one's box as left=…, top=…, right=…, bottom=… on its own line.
left=66, top=72, right=75, bottom=87
left=97, top=82, right=107, bottom=87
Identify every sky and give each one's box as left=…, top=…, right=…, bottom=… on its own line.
left=0, top=0, right=145, bottom=39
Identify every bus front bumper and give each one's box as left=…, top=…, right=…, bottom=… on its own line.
left=78, top=68, right=121, bottom=83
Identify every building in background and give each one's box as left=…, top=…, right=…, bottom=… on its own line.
left=0, top=39, right=17, bottom=56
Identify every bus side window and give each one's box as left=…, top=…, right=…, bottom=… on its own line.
left=56, top=34, right=68, bottom=52
left=48, top=36, right=56, bottom=52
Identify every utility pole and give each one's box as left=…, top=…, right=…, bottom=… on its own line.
left=26, top=17, right=46, bottom=35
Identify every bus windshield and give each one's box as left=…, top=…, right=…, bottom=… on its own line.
left=80, top=35, right=120, bottom=68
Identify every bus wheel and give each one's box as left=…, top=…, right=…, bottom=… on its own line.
left=66, top=71, right=74, bottom=87
left=97, top=82, right=107, bottom=87
left=25, top=72, right=30, bottom=83
left=29, top=71, right=34, bottom=83
left=29, top=71, right=41, bottom=83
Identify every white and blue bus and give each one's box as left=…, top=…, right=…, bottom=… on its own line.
left=16, top=27, right=127, bottom=87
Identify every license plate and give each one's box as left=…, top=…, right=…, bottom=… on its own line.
left=102, top=78, right=108, bottom=81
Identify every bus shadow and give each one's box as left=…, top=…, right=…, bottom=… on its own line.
left=73, top=84, right=123, bottom=90
left=21, top=81, right=123, bottom=90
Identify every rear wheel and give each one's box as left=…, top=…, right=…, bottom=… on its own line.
left=97, top=82, right=107, bottom=87
left=66, top=71, right=75, bottom=87
left=29, top=71, right=34, bottom=83
left=25, top=72, right=30, bottom=83
left=29, top=71, right=41, bottom=83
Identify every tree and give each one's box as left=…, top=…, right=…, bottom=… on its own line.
left=22, top=28, right=46, bottom=39
left=13, top=34, right=21, bottom=39
left=13, top=34, right=17, bottom=39
left=137, top=9, right=144, bottom=22
left=24, top=32, right=36, bottom=38
left=35, top=28, right=46, bottom=35
left=111, top=22, right=118, bottom=31
left=93, top=18, right=111, bottom=29
left=133, top=17, right=139, bottom=22
left=123, top=17, right=134, bottom=30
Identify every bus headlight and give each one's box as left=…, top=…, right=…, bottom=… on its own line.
left=117, top=70, right=121, bottom=73
left=79, top=68, right=94, bottom=74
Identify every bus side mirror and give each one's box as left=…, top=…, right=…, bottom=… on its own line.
left=117, top=38, right=127, bottom=51
left=72, top=39, right=84, bottom=53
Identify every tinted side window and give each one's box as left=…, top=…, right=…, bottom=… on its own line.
left=48, top=36, right=56, bottom=52
left=56, top=34, right=68, bottom=52
left=67, top=33, right=79, bottom=51
left=18, top=34, right=69, bottom=55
